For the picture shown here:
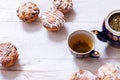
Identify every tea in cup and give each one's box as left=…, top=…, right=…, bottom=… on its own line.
left=68, top=30, right=100, bottom=58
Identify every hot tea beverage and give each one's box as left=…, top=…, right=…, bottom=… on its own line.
left=68, top=30, right=100, bottom=58
left=109, top=13, right=120, bottom=31
left=69, top=33, right=94, bottom=53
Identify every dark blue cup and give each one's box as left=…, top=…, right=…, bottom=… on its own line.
left=92, top=10, right=120, bottom=47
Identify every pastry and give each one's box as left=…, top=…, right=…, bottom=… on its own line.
left=69, top=70, right=97, bottom=80
left=53, top=0, right=73, bottom=13
left=41, top=9, right=65, bottom=32
left=17, top=2, right=40, bottom=23
left=0, top=42, right=19, bottom=67
left=98, top=63, right=120, bottom=80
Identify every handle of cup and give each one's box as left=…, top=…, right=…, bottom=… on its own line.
left=89, top=50, right=100, bottom=58
left=92, top=30, right=107, bottom=42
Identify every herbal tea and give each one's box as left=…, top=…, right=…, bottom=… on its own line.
left=109, top=13, right=120, bottom=31
left=69, top=34, right=94, bottom=53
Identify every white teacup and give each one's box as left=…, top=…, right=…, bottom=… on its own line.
left=68, top=30, right=100, bottom=58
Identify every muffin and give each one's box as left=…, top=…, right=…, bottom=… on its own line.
left=0, top=42, right=19, bottom=67
left=98, top=63, right=120, bottom=80
left=53, top=0, right=73, bottom=13
left=17, top=2, right=40, bottom=23
left=69, top=70, right=97, bottom=80
left=41, top=9, right=65, bottom=32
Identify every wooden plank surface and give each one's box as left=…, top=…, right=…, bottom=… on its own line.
left=0, top=0, right=120, bottom=80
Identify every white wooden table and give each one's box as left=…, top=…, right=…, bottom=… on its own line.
left=0, top=0, right=120, bottom=80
